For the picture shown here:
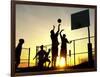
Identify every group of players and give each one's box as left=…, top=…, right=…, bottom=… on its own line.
left=15, top=19, right=72, bottom=69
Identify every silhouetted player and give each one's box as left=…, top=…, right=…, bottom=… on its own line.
left=42, top=49, right=51, bottom=67
left=50, top=24, right=60, bottom=67
left=15, top=39, right=24, bottom=69
left=60, top=29, right=72, bottom=65
left=33, top=45, right=47, bottom=69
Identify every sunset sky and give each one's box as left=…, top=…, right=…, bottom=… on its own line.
left=16, top=4, right=95, bottom=67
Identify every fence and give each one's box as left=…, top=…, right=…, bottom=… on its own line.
left=18, top=48, right=30, bottom=68
left=36, top=36, right=95, bottom=67
left=18, top=36, right=95, bottom=68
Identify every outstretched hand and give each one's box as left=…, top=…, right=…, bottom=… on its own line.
left=60, top=29, right=64, bottom=33
left=69, top=41, right=72, bottom=43
left=53, top=25, right=55, bottom=29
left=48, top=49, right=51, bottom=52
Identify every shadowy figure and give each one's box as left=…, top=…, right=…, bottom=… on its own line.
left=50, top=24, right=60, bottom=67
left=42, top=49, right=51, bottom=67
left=60, top=29, right=72, bottom=65
left=33, top=45, right=47, bottom=69
left=15, top=39, right=24, bottom=69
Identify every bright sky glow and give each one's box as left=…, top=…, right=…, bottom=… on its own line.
left=16, top=4, right=95, bottom=67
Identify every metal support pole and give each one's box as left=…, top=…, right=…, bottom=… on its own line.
left=73, top=40, right=75, bottom=66
left=28, top=48, right=30, bottom=67
left=45, top=46, right=47, bottom=67
left=88, top=26, right=90, bottom=43
left=87, top=26, right=93, bottom=67
left=69, top=50, right=71, bottom=66
left=36, top=46, right=38, bottom=66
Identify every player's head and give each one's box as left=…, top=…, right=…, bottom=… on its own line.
left=40, top=45, right=44, bottom=50
left=63, top=34, right=66, bottom=38
left=50, top=30, right=54, bottom=34
left=19, top=39, right=24, bottom=44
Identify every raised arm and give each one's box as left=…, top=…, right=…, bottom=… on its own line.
left=60, top=29, right=64, bottom=38
left=46, top=49, right=51, bottom=58
left=48, top=49, right=51, bottom=54
left=53, top=25, right=55, bottom=31
left=58, top=24, right=61, bottom=32
left=56, top=24, right=61, bottom=35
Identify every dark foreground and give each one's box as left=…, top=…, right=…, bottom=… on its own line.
left=16, top=61, right=96, bottom=76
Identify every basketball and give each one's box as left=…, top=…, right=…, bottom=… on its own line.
left=57, top=18, right=61, bottom=23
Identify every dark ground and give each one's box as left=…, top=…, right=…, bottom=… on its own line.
left=16, top=60, right=96, bottom=76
